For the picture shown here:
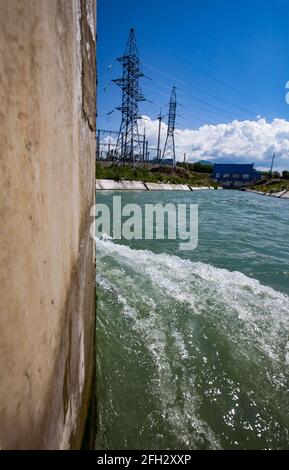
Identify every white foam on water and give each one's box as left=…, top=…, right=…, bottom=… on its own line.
left=98, top=270, right=221, bottom=448
left=96, top=238, right=289, bottom=448
left=97, top=238, right=289, bottom=357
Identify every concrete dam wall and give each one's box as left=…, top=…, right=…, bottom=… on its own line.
left=0, top=0, right=96, bottom=449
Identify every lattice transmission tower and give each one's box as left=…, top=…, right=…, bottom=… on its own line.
left=162, top=86, right=177, bottom=165
left=113, top=28, right=145, bottom=165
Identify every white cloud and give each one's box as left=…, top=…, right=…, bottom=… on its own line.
left=140, top=116, right=289, bottom=171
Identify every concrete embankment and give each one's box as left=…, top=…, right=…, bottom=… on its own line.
left=246, top=189, right=289, bottom=199
left=0, top=0, right=96, bottom=449
left=145, top=182, right=191, bottom=191
left=96, top=179, right=215, bottom=191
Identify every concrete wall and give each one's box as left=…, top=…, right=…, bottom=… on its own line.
left=246, top=189, right=289, bottom=199
left=95, top=179, right=214, bottom=191
left=0, top=0, right=96, bottom=449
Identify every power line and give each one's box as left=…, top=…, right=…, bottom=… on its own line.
left=139, top=34, right=288, bottom=119
left=141, top=61, right=187, bottom=85
left=142, top=84, right=172, bottom=100
left=140, top=81, right=242, bottom=124
left=100, top=56, right=262, bottom=131
left=177, top=94, right=244, bottom=119
left=97, top=108, right=116, bottom=119
left=147, top=75, right=246, bottom=120
left=185, top=85, right=259, bottom=117
left=177, top=111, right=214, bottom=126
left=98, top=61, right=116, bottom=78
left=177, top=116, right=210, bottom=126
left=142, top=61, right=257, bottom=119
left=143, top=82, right=245, bottom=121
left=149, top=76, right=175, bottom=91
left=179, top=102, right=239, bottom=122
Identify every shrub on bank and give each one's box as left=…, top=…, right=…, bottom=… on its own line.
left=95, top=162, right=217, bottom=187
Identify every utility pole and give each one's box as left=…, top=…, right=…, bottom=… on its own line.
left=156, top=108, right=164, bottom=160
left=270, top=153, right=276, bottom=176
left=143, top=126, right=146, bottom=162
left=184, top=152, right=189, bottom=171
left=162, top=87, right=177, bottom=166
left=96, top=129, right=100, bottom=160
left=145, top=140, right=149, bottom=162
left=113, top=28, right=145, bottom=165
left=108, top=137, right=111, bottom=158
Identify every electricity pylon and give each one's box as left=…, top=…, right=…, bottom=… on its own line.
left=162, top=86, right=177, bottom=165
left=113, top=28, right=145, bottom=165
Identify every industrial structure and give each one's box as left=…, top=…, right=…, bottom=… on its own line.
left=96, top=129, right=159, bottom=162
left=113, top=28, right=145, bottom=165
left=213, top=163, right=261, bottom=188
left=96, top=28, right=176, bottom=167
left=162, top=86, right=177, bottom=166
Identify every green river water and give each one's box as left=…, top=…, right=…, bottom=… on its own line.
left=95, top=190, right=289, bottom=450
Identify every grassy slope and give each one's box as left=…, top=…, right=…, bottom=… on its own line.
left=96, top=163, right=217, bottom=187
left=250, top=180, right=289, bottom=193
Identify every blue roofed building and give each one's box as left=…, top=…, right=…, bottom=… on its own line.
left=213, top=163, right=261, bottom=188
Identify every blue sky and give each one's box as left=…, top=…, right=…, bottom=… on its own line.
left=97, top=0, right=289, bottom=169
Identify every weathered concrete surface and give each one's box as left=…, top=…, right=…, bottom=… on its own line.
left=143, top=182, right=167, bottom=190
left=122, top=180, right=148, bottom=190
left=248, top=190, right=266, bottom=195
left=97, top=179, right=127, bottom=190
left=271, top=190, right=287, bottom=198
left=246, top=189, right=289, bottom=199
left=0, top=0, right=96, bottom=449
left=171, top=184, right=191, bottom=191
left=95, top=180, right=193, bottom=191
left=95, top=180, right=216, bottom=191
left=96, top=179, right=147, bottom=190
left=143, top=182, right=190, bottom=191
left=145, top=182, right=190, bottom=191
left=189, top=186, right=211, bottom=191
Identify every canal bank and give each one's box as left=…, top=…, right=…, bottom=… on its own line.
left=246, top=189, right=289, bottom=199
left=96, top=179, right=215, bottom=191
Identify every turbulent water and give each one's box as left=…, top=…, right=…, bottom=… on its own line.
left=95, top=190, right=289, bottom=450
